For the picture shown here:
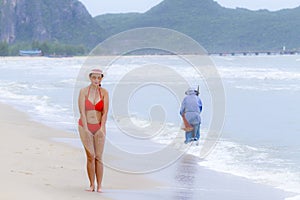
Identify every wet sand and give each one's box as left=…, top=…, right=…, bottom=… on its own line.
left=105, top=154, right=295, bottom=200
left=0, top=102, right=295, bottom=200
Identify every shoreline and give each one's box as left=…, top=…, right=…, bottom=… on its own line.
left=1, top=53, right=300, bottom=60
left=1, top=55, right=300, bottom=200
left=0, top=102, right=161, bottom=200
left=0, top=101, right=298, bottom=200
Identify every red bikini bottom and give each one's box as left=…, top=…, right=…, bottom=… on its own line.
left=78, top=119, right=101, bottom=134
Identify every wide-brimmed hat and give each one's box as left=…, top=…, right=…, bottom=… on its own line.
left=88, top=68, right=103, bottom=76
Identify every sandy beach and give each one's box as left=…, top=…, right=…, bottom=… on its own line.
left=0, top=103, right=160, bottom=200
left=0, top=101, right=296, bottom=200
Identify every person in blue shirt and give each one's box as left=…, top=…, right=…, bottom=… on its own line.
left=180, top=87, right=202, bottom=144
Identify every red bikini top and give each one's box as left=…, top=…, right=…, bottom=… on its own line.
left=85, top=86, right=104, bottom=112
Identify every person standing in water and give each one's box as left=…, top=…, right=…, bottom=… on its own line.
left=180, top=87, right=202, bottom=144
left=78, top=69, right=109, bottom=192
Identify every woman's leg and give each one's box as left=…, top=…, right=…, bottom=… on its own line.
left=79, top=126, right=96, bottom=191
left=94, top=129, right=105, bottom=192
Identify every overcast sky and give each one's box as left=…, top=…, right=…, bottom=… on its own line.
left=78, top=0, right=300, bottom=16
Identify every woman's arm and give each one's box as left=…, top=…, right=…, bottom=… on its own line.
left=78, top=88, right=90, bottom=133
left=100, top=88, right=109, bottom=134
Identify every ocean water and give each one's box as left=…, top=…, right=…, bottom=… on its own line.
left=0, top=55, right=299, bottom=198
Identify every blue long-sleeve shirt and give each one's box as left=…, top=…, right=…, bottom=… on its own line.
left=180, top=90, right=202, bottom=125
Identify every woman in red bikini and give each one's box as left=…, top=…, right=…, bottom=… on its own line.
left=78, top=68, right=109, bottom=193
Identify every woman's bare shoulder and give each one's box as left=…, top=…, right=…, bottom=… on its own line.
left=100, top=87, right=109, bottom=97
left=80, top=86, right=89, bottom=96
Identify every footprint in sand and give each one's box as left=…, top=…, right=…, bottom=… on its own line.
left=10, top=170, right=33, bottom=175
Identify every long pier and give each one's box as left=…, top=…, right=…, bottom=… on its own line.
left=209, top=50, right=299, bottom=56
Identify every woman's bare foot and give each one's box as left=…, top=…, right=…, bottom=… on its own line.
left=85, top=186, right=95, bottom=192
left=97, top=187, right=102, bottom=193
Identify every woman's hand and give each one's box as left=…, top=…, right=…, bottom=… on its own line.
left=84, top=128, right=93, bottom=136
left=100, top=125, right=106, bottom=136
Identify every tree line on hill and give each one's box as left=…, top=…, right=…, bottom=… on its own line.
left=1, top=0, right=300, bottom=56
left=0, top=41, right=85, bottom=56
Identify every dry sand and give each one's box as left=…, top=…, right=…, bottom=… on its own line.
left=0, top=103, right=160, bottom=200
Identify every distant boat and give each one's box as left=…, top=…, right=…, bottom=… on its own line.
left=19, top=50, right=43, bottom=56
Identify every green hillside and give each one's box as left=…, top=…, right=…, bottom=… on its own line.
left=95, top=0, right=300, bottom=52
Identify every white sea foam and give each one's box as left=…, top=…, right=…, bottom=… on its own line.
left=109, top=115, right=300, bottom=195
left=0, top=82, right=74, bottom=131
left=132, top=114, right=300, bottom=195
left=234, top=84, right=300, bottom=91
left=196, top=139, right=300, bottom=194
left=53, top=78, right=77, bottom=88
left=218, top=67, right=300, bottom=81
left=286, top=195, right=300, bottom=200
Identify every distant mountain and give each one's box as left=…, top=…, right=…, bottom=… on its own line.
left=0, top=0, right=103, bottom=49
left=95, top=0, right=300, bottom=52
